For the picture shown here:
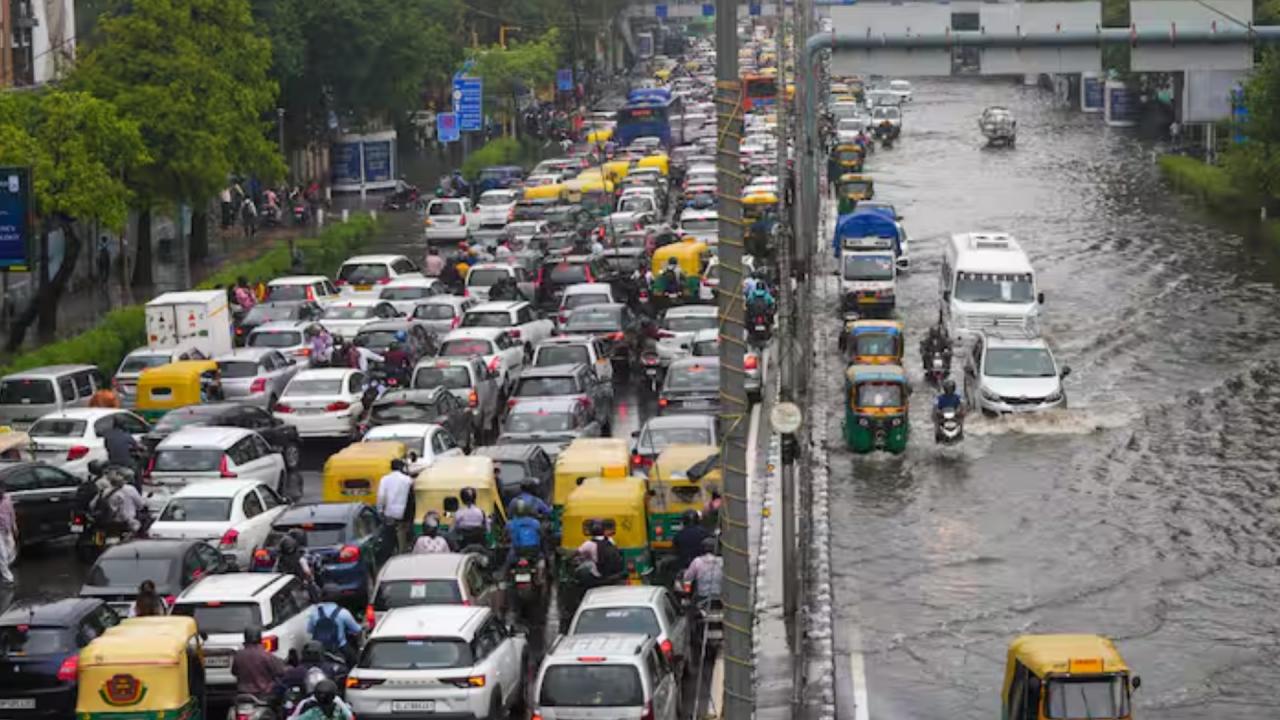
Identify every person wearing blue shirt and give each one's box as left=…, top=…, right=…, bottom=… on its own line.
left=935, top=379, right=964, bottom=414
left=505, top=479, right=551, bottom=519
left=306, top=602, right=363, bottom=665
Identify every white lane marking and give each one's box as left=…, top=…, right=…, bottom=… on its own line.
left=850, top=643, right=870, bottom=720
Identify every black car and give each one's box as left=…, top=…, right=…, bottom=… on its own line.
left=141, top=402, right=302, bottom=469
left=0, top=598, right=121, bottom=718
left=234, top=300, right=324, bottom=345
left=364, top=388, right=474, bottom=450
left=558, top=303, right=643, bottom=367
left=0, top=463, right=83, bottom=555
left=355, top=320, right=438, bottom=363
left=79, top=538, right=231, bottom=616
left=542, top=204, right=596, bottom=235
left=472, top=444, right=554, bottom=505
left=600, top=246, right=649, bottom=277
left=658, top=357, right=722, bottom=416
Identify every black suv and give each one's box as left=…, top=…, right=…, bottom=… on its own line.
left=0, top=463, right=82, bottom=554
left=363, top=387, right=474, bottom=451
left=141, top=402, right=302, bottom=469
left=0, top=598, right=120, bottom=718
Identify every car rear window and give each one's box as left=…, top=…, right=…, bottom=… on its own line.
left=357, top=331, right=401, bottom=351
left=572, top=607, right=662, bottom=637
left=564, top=309, right=621, bottom=332
left=87, top=557, right=177, bottom=588
left=413, top=304, right=457, bottom=321
left=0, top=627, right=74, bottom=656
left=663, top=315, right=717, bottom=333
left=413, top=366, right=472, bottom=390
left=244, top=305, right=299, bottom=324
left=266, top=285, right=308, bottom=301
left=373, top=579, right=463, bottom=610
left=381, top=286, right=432, bottom=301
left=248, top=331, right=302, bottom=349
left=548, top=265, right=589, bottom=285
left=217, top=361, right=259, bottom=379
left=370, top=402, right=436, bottom=425
left=154, top=449, right=224, bottom=472
left=643, top=426, right=713, bottom=450
left=362, top=638, right=473, bottom=670
left=691, top=340, right=717, bottom=356
left=338, top=264, right=390, bottom=284
left=173, top=603, right=262, bottom=634
left=478, top=193, right=514, bottom=206
left=539, top=664, right=645, bottom=707
left=285, top=378, right=343, bottom=396
left=324, top=306, right=375, bottom=320
left=563, top=294, right=611, bottom=309
left=460, top=312, right=512, bottom=329
left=504, top=410, right=573, bottom=433
left=467, top=269, right=509, bottom=287
left=440, top=340, right=494, bottom=357
left=275, top=523, right=348, bottom=546
left=0, top=379, right=56, bottom=405
left=429, top=201, right=464, bottom=216
left=119, top=354, right=172, bottom=374
left=535, top=346, right=589, bottom=367
left=28, top=418, right=87, bottom=437
left=159, top=497, right=233, bottom=522
left=516, top=377, right=579, bottom=397
left=665, top=363, right=719, bottom=390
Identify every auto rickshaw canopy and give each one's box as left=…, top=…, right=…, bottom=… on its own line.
left=522, top=183, right=568, bottom=202
left=553, top=437, right=632, bottom=507
left=846, top=320, right=904, bottom=363
left=413, top=454, right=506, bottom=528
left=560, top=476, right=650, bottom=551
left=1006, top=634, right=1131, bottom=681
left=321, top=440, right=407, bottom=504
left=77, top=631, right=196, bottom=716
left=651, top=239, right=710, bottom=278
left=634, top=153, right=670, bottom=176
left=135, top=360, right=221, bottom=420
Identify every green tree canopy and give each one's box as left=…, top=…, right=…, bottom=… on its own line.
left=470, top=29, right=561, bottom=131
left=1224, top=49, right=1280, bottom=207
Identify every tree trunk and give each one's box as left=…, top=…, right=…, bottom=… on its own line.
left=7, top=218, right=81, bottom=352
left=132, top=207, right=153, bottom=286
left=190, top=207, right=209, bottom=262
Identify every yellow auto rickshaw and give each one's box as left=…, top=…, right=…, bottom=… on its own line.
left=647, top=444, right=720, bottom=550
left=135, top=360, right=222, bottom=423
left=563, top=175, right=616, bottom=217
left=844, top=364, right=909, bottom=454
left=585, top=126, right=613, bottom=145
left=840, top=319, right=904, bottom=365
left=742, top=190, right=779, bottom=221
left=1002, top=635, right=1139, bottom=720
left=560, top=476, right=652, bottom=584
left=635, top=153, right=670, bottom=177
left=77, top=618, right=206, bottom=720
left=837, top=173, right=874, bottom=214
left=413, top=455, right=507, bottom=545
left=603, top=159, right=631, bottom=184
left=522, top=182, right=568, bottom=203
left=552, top=438, right=632, bottom=522
left=654, top=67, right=672, bottom=82
left=652, top=239, right=710, bottom=300
left=321, top=441, right=407, bottom=504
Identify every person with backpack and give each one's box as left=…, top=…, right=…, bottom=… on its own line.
left=578, top=519, right=626, bottom=585
left=305, top=601, right=362, bottom=666
left=660, top=257, right=683, bottom=300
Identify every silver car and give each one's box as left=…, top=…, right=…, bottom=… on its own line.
left=655, top=306, right=719, bottom=367
left=411, top=356, right=503, bottom=444
left=245, top=321, right=313, bottom=363
left=215, top=348, right=301, bottom=409
left=690, top=328, right=761, bottom=402
left=410, top=296, right=477, bottom=337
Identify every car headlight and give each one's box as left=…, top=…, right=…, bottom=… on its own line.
left=980, top=387, right=1002, bottom=401
left=890, top=417, right=903, bottom=427
left=1045, top=389, right=1063, bottom=403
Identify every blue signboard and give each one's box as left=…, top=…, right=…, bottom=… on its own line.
left=703, top=3, right=715, bottom=16
left=1082, top=76, right=1104, bottom=112
left=362, top=141, right=392, bottom=184
left=453, top=76, right=483, bottom=132
left=0, top=168, right=31, bottom=270
left=655, top=4, right=667, bottom=18
left=1108, top=86, right=1138, bottom=123
left=331, top=142, right=362, bottom=187
left=749, top=2, right=762, bottom=15
left=557, top=69, right=574, bottom=92
left=438, top=112, right=459, bottom=143
left=1231, top=85, right=1247, bottom=144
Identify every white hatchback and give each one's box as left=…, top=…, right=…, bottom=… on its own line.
left=148, top=479, right=290, bottom=570
left=476, top=189, right=520, bottom=229
left=144, top=426, right=288, bottom=515
left=27, top=408, right=149, bottom=479
left=425, top=198, right=473, bottom=243
left=274, top=368, right=367, bottom=439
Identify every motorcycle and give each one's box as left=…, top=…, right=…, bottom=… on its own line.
left=640, top=350, right=662, bottom=393
left=935, top=407, right=964, bottom=445
left=676, top=579, right=723, bottom=664
left=748, top=313, right=772, bottom=346
left=923, top=348, right=950, bottom=387
left=227, top=694, right=277, bottom=720
left=508, top=552, right=548, bottom=626
left=381, top=184, right=420, bottom=211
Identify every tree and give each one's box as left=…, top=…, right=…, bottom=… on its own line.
left=470, top=29, right=561, bottom=136
left=73, top=0, right=282, bottom=281
left=0, top=90, right=147, bottom=348
left=1224, top=49, right=1280, bottom=210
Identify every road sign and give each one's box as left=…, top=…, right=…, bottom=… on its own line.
left=702, top=3, right=714, bottom=16
left=437, top=112, right=459, bottom=143
left=453, top=76, right=483, bottom=132
left=750, top=3, right=762, bottom=16
left=655, top=4, right=667, bottom=18
left=0, top=167, right=32, bottom=271
left=556, top=69, right=574, bottom=92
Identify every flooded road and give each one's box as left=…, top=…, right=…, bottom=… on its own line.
left=823, top=77, right=1280, bottom=719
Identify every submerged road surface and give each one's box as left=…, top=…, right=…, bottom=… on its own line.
left=823, top=77, right=1280, bottom=719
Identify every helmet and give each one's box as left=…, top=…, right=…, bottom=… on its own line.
left=512, top=498, right=531, bottom=517
left=244, top=626, right=262, bottom=646
left=312, top=678, right=338, bottom=709
left=301, top=640, right=324, bottom=663
left=107, top=468, right=129, bottom=487
left=943, top=379, right=956, bottom=394
left=520, top=479, right=539, bottom=496
left=395, top=330, right=408, bottom=343
left=667, top=257, right=678, bottom=266
left=682, top=509, right=701, bottom=527
left=87, top=460, right=107, bottom=477
left=700, top=537, right=718, bottom=555
left=587, top=519, right=606, bottom=537
left=354, top=336, right=368, bottom=347
left=278, top=535, right=298, bottom=556
left=390, top=458, right=406, bottom=473
left=460, top=486, right=477, bottom=505
left=287, top=528, right=308, bottom=547
left=423, top=513, right=440, bottom=536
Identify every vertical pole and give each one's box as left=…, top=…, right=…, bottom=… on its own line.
left=0, top=0, right=10, bottom=87
left=277, top=108, right=287, bottom=180
left=715, top=0, right=753, bottom=718
left=775, top=0, right=798, bottom=642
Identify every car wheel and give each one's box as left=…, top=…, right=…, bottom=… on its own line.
left=283, top=442, right=302, bottom=470
left=488, top=690, right=503, bottom=720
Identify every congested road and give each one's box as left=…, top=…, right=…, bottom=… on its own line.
left=822, top=77, right=1280, bottom=719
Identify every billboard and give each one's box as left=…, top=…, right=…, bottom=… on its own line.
left=0, top=168, right=33, bottom=270
left=979, top=3, right=1101, bottom=75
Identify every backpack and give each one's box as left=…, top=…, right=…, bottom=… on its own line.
left=312, top=605, right=342, bottom=651
left=510, top=519, right=541, bottom=549
left=661, top=268, right=678, bottom=292
left=92, top=486, right=121, bottom=524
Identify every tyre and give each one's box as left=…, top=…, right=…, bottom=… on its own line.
left=487, top=691, right=503, bottom=720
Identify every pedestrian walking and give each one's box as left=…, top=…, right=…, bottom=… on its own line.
left=240, top=196, right=258, bottom=239
left=0, top=484, right=17, bottom=584
left=220, top=186, right=234, bottom=228
left=96, top=236, right=111, bottom=282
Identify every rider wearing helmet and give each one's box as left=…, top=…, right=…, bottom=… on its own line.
left=673, top=508, right=711, bottom=571
left=382, top=334, right=413, bottom=378
left=452, top=486, right=489, bottom=548
left=291, top=678, right=354, bottom=720
left=412, top=512, right=452, bottom=553
left=231, top=626, right=286, bottom=700
left=506, top=479, right=551, bottom=519
left=660, top=256, right=683, bottom=297
left=505, top=498, right=545, bottom=569
left=578, top=518, right=626, bottom=584
left=935, top=378, right=964, bottom=415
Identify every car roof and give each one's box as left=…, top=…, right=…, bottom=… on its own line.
left=562, top=283, right=611, bottom=294
left=156, top=425, right=254, bottom=449
left=250, top=321, right=308, bottom=333
left=357, top=320, right=416, bottom=333
left=547, top=633, right=652, bottom=660
left=469, top=263, right=517, bottom=272
left=443, top=327, right=505, bottom=341
left=469, top=301, right=526, bottom=312
left=268, top=275, right=328, bottom=286
left=536, top=335, right=595, bottom=348
left=982, top=332, right=1050, bottom=349
left=216, top=348, right=279, bottom=362
left=4, top=364, right=97, bottom=379
left=292, top=368, right=355, bottom=380
left=98, top=538, right=201, bottom=560
left=565, top=303, right=625, bottom=314
left=35, top=408, right=129, bottom=422
left=664, top=305, right=718, bottom=318
left=509, top=397, right=581, bottom=413
left=364, top=422, right=440, bottom=437
left=170, top=479, right=262, bottom=498
left=473, top=444, right=540, bottom=461
left=0, top=597, right=105, bottom=626
left=275, top=502, right=361, bottom=524
left=177, top=572, right=289, bottom=602
left=342, top=254, right=409, bottom=265
left=373, top=605, right=489, bottom=640
left=689, top=328, right=718, bottom=341
left=422, top=295, right=468, bottom=307
left=385, top=277, right=441, bottom=289
left=642, top=414, right=716, bottom=430
left=379, top=552, right=468, bottom=580
left=520, top=363, right=589, bottom=379
left=331, top=298, right=385, bottom=308
left=374, top=388, right=444, bottom=404
left=579, top=585, right=666, bottom=608
left=667, top=357, right=718, bottom=372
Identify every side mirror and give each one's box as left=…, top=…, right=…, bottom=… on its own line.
left=630, top=430, right=639, bottom=438
left=1060, top=366, right=1072, bottom=379
left=1037, top=292, right=1045, bottom=305
left=1131, top=675, right=1141, bottom=691
left=942, top=291, right=950, bottom=302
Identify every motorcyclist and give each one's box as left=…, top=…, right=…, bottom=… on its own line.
left=412, top=512, right=451, bottom=553
left=101, top=416, right=142, bottom=486
left=289, top=678, right=353, bottom=720
left=99, top=467, right=146, bottom=534
left=659, top=257, right=683, bottom=299
left=452, top=486, right=489, bottom=549
left=682, top=537, right=724, bottom=601
left=274, top=534, right=314, bottom=584
left=745, top=280, right=776, bottom=320
left=487, top=274, right=523, bottom=302
left=305, top=324, right=334, bottom=367
left=673, top=509, right=710, bottom=572
left=348, top=336, right=385, bottom=373
left=423, top=246, right=446, bottom=277
left=505, top=498, right=545, bottom=574
left=276, top=641, right=344, bottom=710
left=506, top=479, right=551, bottom=520
left=934, top=379, right=964, bottom=419
left=381, top=338, right=413, bottom=382
left=231, top=626, right=286, bottom=703
left=437, top=256, right=463, bottom=294
left=919, top=323, right=952, bottom=373
left=306, top=601, right=363, bottom=666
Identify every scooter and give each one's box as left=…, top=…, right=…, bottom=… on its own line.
left=640, top=350, right=662, bottom=393
left=935, top=407, right=964, bottom=445
left=227, top=694, right=278, bottom=720
left=507, top=552, right=548, bottom=626
left=748, top=313, right=772, bottom=347
left=923, top=348, right=950, bottom=387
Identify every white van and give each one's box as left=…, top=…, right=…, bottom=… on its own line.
left=941, top=232, right=1044, bottom=340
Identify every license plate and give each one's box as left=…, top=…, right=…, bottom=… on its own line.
left=341, top=488, right=367, bottom=497
left=857, top=296, right=877, bottom=304
left=0, top=698, right=35, bottom=709
left=392, top=700, right=435, bottom=712
left=685, top=400, right=711, bottom=409
left=70, top=524, right=83, bottom=534
left=297, top=407, right=325, bottom=415
left=515, top=572, right=532, bottom=582
left=754, top=324, right=766, bottom=331
left=205, top=655, right=232, bottom=668
left=355, top=284, right=372, bottom=292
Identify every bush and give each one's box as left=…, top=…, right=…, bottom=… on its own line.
left=1157, top=154, right=1252, bottom=215
left=0, top=215, right=381, bottom=378
left=460, top=137, right=534, bottom=181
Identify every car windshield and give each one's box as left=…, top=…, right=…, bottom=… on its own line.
left=275, top=522, right=348, bottom=546
left=362, top=638, right=473, bottom=670
left=440, top=340, right=494, bottom=357
left=664, top=315, right=717, bottom=333
left=414, top=304, right=457, bottom=321
left=843, top=254, right=894, bottom=281
left=0, top=379, right=55, bottom=405
left=682, top=218, right=717, bottom=233
left=371, top=403, right=436, bottom=424
left=517, top=378, right=579, bottom=397
left=217, top=361, right=259, bottom=379
left=665, top=363, right=719, bottom=390
left=29, top=418, right=87, bottom=437
left=504, top=410, right=574, bottom=433
left=985, top=347, right=1057, bottom=378
left=0, top=627, right=74, bottom=656
left=373, top=579, right=463, bottom=610
left=413, top=366, right=472, bottom=390
left=381, top=286, right=432, bottom=301
left=548, top=265, right=589, bottom=285
left=364, top=434, right=426, bottom=455
left=872, top=107, right=900, bottom=120
left=338, top=264, right=390, bottom=284
left=539, top=665, right=645, bottom=707
left=154, top=449, right=223, bottom=472
left=565, top=310, right=621, bottom=332
left=493, top=460, right=528, bottom=487
left=536, top=346, right=590, bottom=367
left=838, top=119, right=863, bottom=131
left=854, top=333, right=898, bottom=357
left=285, top=378, right=343, bottom=396
left=248, top=331, right=301, bottom=349
left=856, top=382, right=903, bottom=408
left=460, top=312, right=512, bottom=329
left=572, top=607, right=662, bottom=637
left=563, top=294, right=611, bottom=310
left=358, top=331, right=404, bottom=352
left=691, top=340, right=717, bottom=356
left=643, top=426, right=712, bottom=450
left=954, top=271, right=1035, bottom=303
left=508, top=223, right=542, bottom=237
left=172, top=603, right=261, bottom=634
left=429, top=201, right=464, bottom=216
left=325, top=306, right=376, bottom=320
left=467, top=269, right=510, bottom=287
left=618, top=197, right=652, bottom=213
left=1045, top=677, right=1130, bottom=719
left=159, top=497, right=233, bottom=522
left=87, top=557, right=176, bottom=587
left=119, top=354, right=173, bottom=374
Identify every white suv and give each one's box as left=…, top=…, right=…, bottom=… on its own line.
left=568, top=586, right=692, bottom=678
left=346, top=605, right=528, bottom=720
left=144, top=426, right=288, bottom=514
left=964, top=331, right=1071, bottom=415
left=171, top=573, right=316, bottom=702
left=532, top=634, right=680, bottom=720
left=460, top=301, right=555, bottom=355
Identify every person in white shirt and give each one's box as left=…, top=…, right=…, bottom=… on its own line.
left=350, top=337, right=385, bottom=372
left=375, top=459, right=414, bottom=551
left=412, top=513, right=451, bottom=554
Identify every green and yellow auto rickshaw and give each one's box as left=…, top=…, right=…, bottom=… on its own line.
left=843, top=364, right=910, bottom=454
left=839, top=320, right=904, bottom=365
left=836, top=173, right=875, bottom=214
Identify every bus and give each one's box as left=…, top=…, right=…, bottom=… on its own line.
left=615, top=95, right=684, bottom=147
left=743, top=73, right=778, bottom=112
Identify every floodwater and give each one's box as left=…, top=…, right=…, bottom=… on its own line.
left=821, top=77, right=1280, bottom=719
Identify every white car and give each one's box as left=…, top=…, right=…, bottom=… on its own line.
left=378, top=277, right=447, bottom=316
left=532, top=634, right=680, bottom=720
left=318, top=298, right=401, bottom=340
left=888, top=79, right=913, bottom=102
left=568, top=586, right=692, bottom=678
left=424, top=197, right=473, bottom=243
left=678, top=209, right=718, bottom=245
left=171, top=572, right=315, bottom=697
left=465, top=263, right=534, bottom=304
left=656, top=305, right=719, bottom=366
left=337, top=254, right=424, bottom=298
left=438, top=327, right=525, bottom=392
left=149, top=480, right=290, bottom=570
left=274, top=368, right=367, bottom=438
left=245, top=321, right=312, bottom=361
left=144, top=426, right=289, bottom=514
left=266, top=275, right=344, bottom=305
left=362, top=422, right=464, bottom=474
left=556, top=282, right=616, bottom=326
left=27, top=408, right=150, bottom=479
left=476, top=189, right=520, bottom=229
left=347, top=605, right=527, bottom=720
left=965, top=331, right=1071, bottom=415
left=460, top=301, right=555, bottom=355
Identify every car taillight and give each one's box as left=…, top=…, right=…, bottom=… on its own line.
left=66, top=445, right=90, bottom=461
left=744, top=355, right=758, bottom=370
left=508, top=328, right=521, bottom=339
left=261, top=635, right=278, bottom=653
left=584, top=267, right=595, bottom=282
left=253, top=548, right=272, bottom=567
left=237, top=713, right=251, bottom=720
left=219, top=455, right=237, bottom=478
left=535, top=268, right=544, bottom=286
left=235, top=326, right=245, bottom=336
left=441, top=675, right=486, bottom=688
left=338, top=545, right=360, bottom=563
left=450, top=316, right=461, bottom=329
left=558, top=313, right=568, bottom=324
left=463, top=288, right=469, bottom=297
left=605, top=331, right=624, bottom=341
left=659, top=638, right=674, bottom=660
left=336, top=279, right=348, bottom=286
left=326, top=401, right=351, bottom=412
left=56, top=655, right=78, bottom=682
left=487, top=356, right=502, bottom=372
left=164, top=594, right=176, bottom=607
left=641, top=700, right=655, bottom=720
left=365, top=604, right=376, bottom=629
left=144, top=455, right=156, bottom=478
left=658, top=330, right=675, bottom=338
left=632, top=454, right=653, bottom=468
left=346, top=676, right=385, bottom=690
left=658, top=398, right=669, bottom=407
left=295, top=347, right=311, bottom=357
left=274, top=403, right=294, bottom=413
left=507, top=398, right=518, bottom=409
left=220, top=529, right=239, bottom=547
left=459, top=214, right=466, bottom=225
left=378, top=277, right=392, bottom=284
left=468, top=390, right=478, bottom=408
left=249, top=377, right=267, bottom=394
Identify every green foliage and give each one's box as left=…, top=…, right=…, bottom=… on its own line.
left=1158, top=155, right=1252, bottom=214
left=0, top=215, right=381, bottom=377
left=72, top=0, right=283, bottom=205
left=460, top=137, right=532, bottom=180
left=1221, top=49, right=1280, bottom=206
left=470, top=30, right=561, bottom=123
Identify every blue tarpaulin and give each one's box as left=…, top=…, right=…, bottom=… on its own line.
left=833, top=211, right=900, bottom=256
